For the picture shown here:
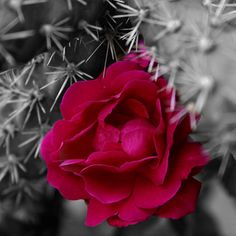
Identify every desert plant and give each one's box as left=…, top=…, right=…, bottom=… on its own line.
left=0, top=0, right=131, bottom=234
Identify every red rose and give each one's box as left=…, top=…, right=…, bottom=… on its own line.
left=40, top=60, right=208, bottom=227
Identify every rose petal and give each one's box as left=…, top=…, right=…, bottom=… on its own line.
left=150, top=120, right=178, bottom=184
left=133, top=175, right=181, bottom=209
left=118, top=192, right=153, bottom=222
left=151, top=99, right=165, bottom=130
left=119, top=98, right=149, bottom=119
left=121, top=156, right=157, bottom=172
left=109, top=70, right=151, bottom=94
left=71, top=99, right=110, bottom=125
left=108, top=216, right=138, bottom=227
left=93, top=123, right=120, bottom=151
left=173, top=113, right=192, bottom=145
left=101, top=61, right=140, bottom=89
left=86, top=198, right=117, bottom=226
left=40, top=130, right=55, bottom=164
left=98, top=99, right=120, bottom=123
left=101, top=98, right=149, bottom=127
left=121, top=119, right=156, bottom=159
left=169, top=142, right=209, bottom=180
left=105, top=79, right=157, bottom=127
left=60, top=79, right=108, bottom=120
left=82, top=165, right=134, bottom=204
left=102, top=142, right=123, bottom=152
left=155, top=178, right=201, bottom=219
left=120, top=79, right=157, bottom=112
left=146, top=100, right=180, bottom=184
left=60, top=159, right=86, bottom=173
left=47, top=163, right=88, bottom=200
left=52, top=120, right=78, bottom=148
left=86, top=151, right=129, bottom=167
left=59, top=123, right=96, bottom=160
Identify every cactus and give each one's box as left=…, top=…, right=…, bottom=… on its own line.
left=1, top=0, right=236, bottom=234
left=117, top=0, right=236, bottom=174
left=113, top=0, right=236, bottom=233
left=0, top=0, right=106, bottom=66
left=0, top=0, right=132, bottom=233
